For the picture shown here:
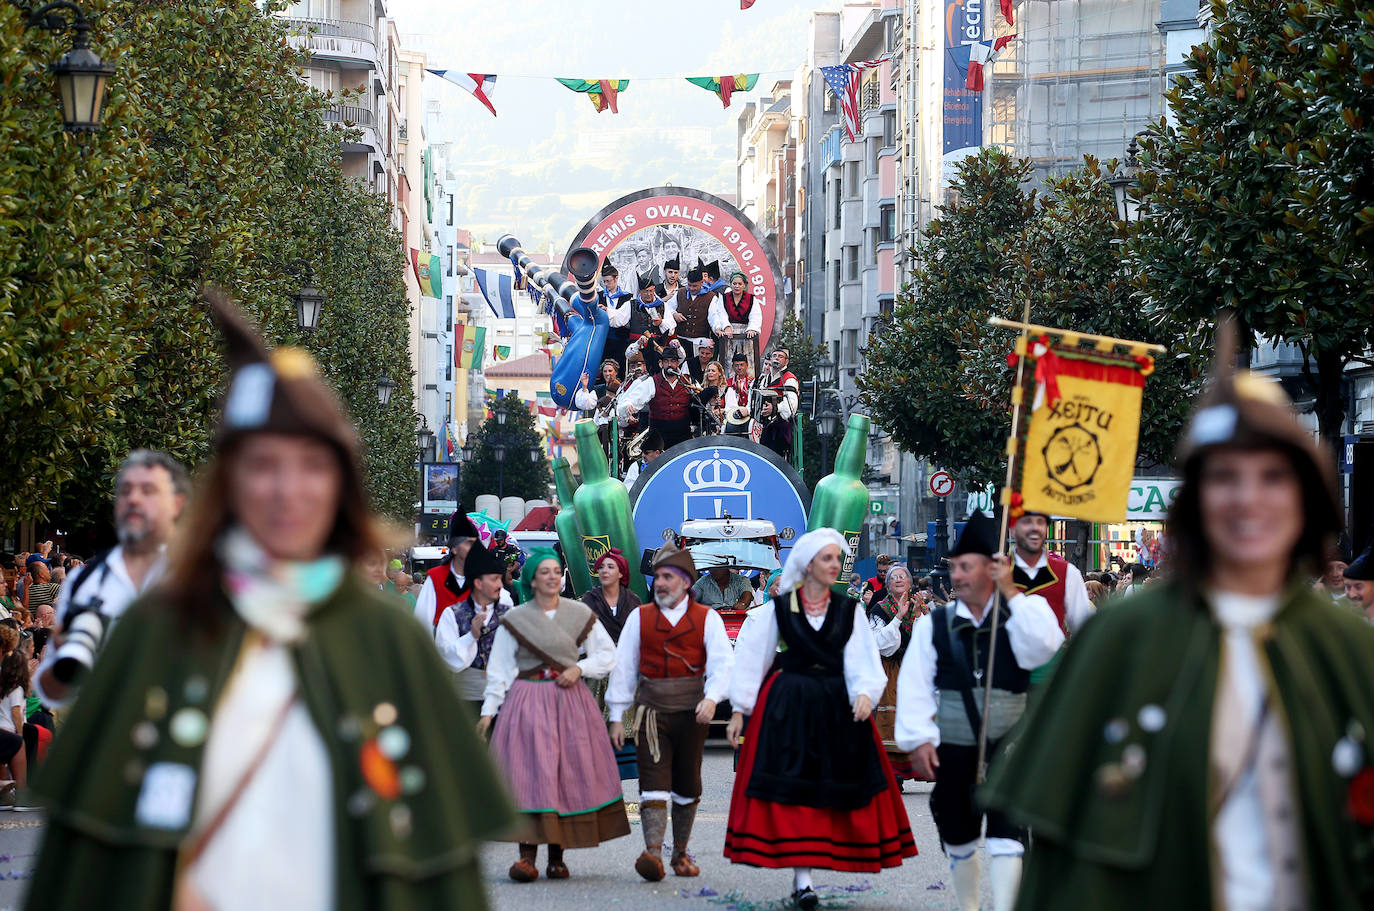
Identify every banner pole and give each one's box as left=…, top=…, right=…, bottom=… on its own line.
left=976, top=300, right=1034, bottom=785
left=987, top=317, right=1167, bottom=355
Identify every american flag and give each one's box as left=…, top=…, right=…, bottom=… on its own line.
left=821, top=58, right=887, bottom=142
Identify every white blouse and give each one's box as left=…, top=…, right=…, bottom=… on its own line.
left=727, top=600, right=887, bottom=717
left=479, top=609, right=617, bottom=718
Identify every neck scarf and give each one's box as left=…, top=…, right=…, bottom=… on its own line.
left=218, top=527, right=345, bottom=644
left=454, top=595, right=509, bottom=670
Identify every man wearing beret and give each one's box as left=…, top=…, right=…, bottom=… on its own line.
left=606, top=543, right=733, bottom=882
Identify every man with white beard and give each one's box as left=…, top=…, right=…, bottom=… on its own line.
left=606, top=542, right=733, bottom=882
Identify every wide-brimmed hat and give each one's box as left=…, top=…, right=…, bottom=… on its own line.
left=651, top=541, right=697, bottom=583
left=1175, top=318, right=1341, bottom=537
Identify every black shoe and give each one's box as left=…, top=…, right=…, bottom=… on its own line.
left=792, top=887, right=819, bottom=910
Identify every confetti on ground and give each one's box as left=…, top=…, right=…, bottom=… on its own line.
left=680, top=887, right=720, bottom=898
left=925, top=881, right=946, bottom=890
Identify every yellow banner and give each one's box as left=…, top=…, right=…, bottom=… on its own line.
left=1016, top=341, right=1152, bottom=523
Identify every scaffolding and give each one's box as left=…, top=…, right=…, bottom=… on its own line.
left=989, top=0, right=1166, bottom=186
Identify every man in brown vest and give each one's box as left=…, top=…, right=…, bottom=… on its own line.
left=607, top=542, right=734, bottom=882
left=669, top=264, right=716, bottom=362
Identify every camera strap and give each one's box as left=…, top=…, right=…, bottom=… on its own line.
left=65, top=547, right=114, bottom=617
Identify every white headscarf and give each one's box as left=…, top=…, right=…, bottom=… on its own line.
left=778, top=528, right=849, bottom=595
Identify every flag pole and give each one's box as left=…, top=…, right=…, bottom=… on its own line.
left=975, top=301, right=1034, bottom=784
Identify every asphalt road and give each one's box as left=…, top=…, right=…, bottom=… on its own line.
left=0, top=745, right=992, bottom=911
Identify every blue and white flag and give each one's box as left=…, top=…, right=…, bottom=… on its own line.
left=473, top=266, right=516, bottom=319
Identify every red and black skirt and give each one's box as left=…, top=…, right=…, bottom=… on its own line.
left=724, top=670, right=918, bottom=871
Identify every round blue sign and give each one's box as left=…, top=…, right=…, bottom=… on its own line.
left=629, top=435, right=811, bottom=566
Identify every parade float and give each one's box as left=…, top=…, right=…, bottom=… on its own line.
left=497, top=187, right=872, bottom=597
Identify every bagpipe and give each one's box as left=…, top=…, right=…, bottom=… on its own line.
left=497, top=235, right=609, bottom=410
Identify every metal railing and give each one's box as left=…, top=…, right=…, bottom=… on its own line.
left=285, top=17, right=376, bottom=44
left=322, top=102, right=375, bottom=129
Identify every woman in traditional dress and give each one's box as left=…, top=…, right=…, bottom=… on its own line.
left=982, top=328, right=1374, bottom=909
left=581, top=547, right=640, bottom=778
left=866, top=565, right=925, bottom=781
left=26, top=296, right=513, bottom=911
left=479, top=548, right=631, bottom=882
left=724, top=529, right=917, bottom=909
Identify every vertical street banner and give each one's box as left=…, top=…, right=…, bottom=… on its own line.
left=1009, top=336, right=1155, bottom=523
left=455, top=323, right=486, bottom=370
left=943, top=0, right=986, bottom=185
left=410, top=248, right=442, bottom=299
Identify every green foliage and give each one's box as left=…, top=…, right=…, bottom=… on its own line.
left=460, top=394, right=554, bottom=511
left=5, top=0, right=417, bottom=528
left=862, top=150, right=1197, bottom=487
left=1129, top=0, right=1374, bottom=447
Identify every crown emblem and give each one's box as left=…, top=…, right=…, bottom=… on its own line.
left=683, top=449, right=751, bottom=492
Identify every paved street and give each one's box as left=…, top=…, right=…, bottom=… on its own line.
left=0, top=743, right=988, bottom=911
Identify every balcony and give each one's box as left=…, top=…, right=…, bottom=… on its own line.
left=324, top=102, right=380, bottom=155
left=285, top=17, right=377, bottom=69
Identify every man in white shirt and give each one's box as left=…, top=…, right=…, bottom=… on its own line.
left=895, top=511, right=1064, bottom=911
left=607, top=543, right=733, bottom=882
left=39, top=450, right=189, bottom=707
left=1007, top=508, right=1092, bottom=686
left=412, top=512, right=512, bottom=632
left=430, top=541, right=513, bottom=717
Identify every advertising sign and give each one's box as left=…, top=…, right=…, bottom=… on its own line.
left=1126, top=479, right=1181, bottom=523
left=567, top=187, right=786, bottom=352
left=943, top=0, right=987, bottom=184
left=629, top=436, right=810, bottom=566
left=422, top=463, right=459, bottom=515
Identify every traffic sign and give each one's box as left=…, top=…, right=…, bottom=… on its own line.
left=929, top=470, right=954, bottom=498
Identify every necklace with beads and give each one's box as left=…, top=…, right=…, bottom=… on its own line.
left=799, top=586, right=829, bottom=616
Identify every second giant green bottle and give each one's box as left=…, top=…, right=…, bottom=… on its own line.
left=552, top=457, right=594, bottom=597
left=807, top=413, right=872, bottom=590
left=571, top=420, right=649, bottom=601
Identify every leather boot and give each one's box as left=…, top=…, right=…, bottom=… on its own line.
left=670, top=801, right=700, bottom=875
left=989, top=854, right=1022, bottom=911
left=636, top=800, right=668, bottom=882
left=546, top=843, right=570, bottom=880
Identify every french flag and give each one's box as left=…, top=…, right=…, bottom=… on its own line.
left=966, top=35, right=1015, bottom=92
left=473, top=267, right=516, bottom=319
left=428, top=70, right=497, bottom=117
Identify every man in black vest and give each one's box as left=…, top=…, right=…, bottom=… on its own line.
left=894, top=511, right=1063, bottom=911
left=617, top=347, right=694, bottom=449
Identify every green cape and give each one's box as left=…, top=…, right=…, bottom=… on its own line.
left=981, top=580, right=1374, bottom=909
left=27, top=577, right=515, bottom=911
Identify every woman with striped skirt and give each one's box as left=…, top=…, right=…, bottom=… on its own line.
left=478, top=548, right=631, bottom=882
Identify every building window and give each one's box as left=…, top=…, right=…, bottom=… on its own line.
left=844, top=162, right=859, bottom=198
left=286, top=0, right=335, bottom=18
left=303, top=67, right=339, bottom=94
left=445, top=345, right=452, bottom=381
left=843, top=329, right=858, bottom=365
left=867, top=228, right=879, bottom=264
left=832, top=183, right=842, bottom=229
left=881, top=111, right=896, bottom=148
left=844, top=245, right=859, bottom=281
left=445, top=295, right=453, bottom=327
left=446, top=245, right=453, bottom=276
left=879, top=205, right=896, bottom=242
left=831, top=262, right=841, bottom=309
left=446, top=194, right=453, bottom=226
left=868, top=138, right=879, bottom=173
left=823, top=87, right=835, bottom=114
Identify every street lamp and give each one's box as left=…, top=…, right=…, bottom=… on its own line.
left=28, top=2, right=116, bottom=133
left=459, top=441, right=474, bottom=464
left=375, top=374, right=396, bottom=407
left=495, top=406, right=508, bottom=428
left=816, top=352, right=837, bottom=387
left=527, top=446, right=541, bottom=464
left=1107, top=130, right=1155, bottom=223
left=415, top=417, right=434, bottom=461
left=293, top=273, right=324, bottom=335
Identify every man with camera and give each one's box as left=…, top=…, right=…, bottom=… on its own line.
left=36, top=450, right=188, bottom=706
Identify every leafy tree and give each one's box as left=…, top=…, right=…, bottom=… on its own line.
left=460, top=394, right=553, bottom=511
left=862, top=150, right=1197, bottom=487
left=0, top=1, right=141, bottom=514
left=8, top=0, right=418, bottom=531
left=1128, top=0, right=1374, bottom=451
left=859, top=149, right=1037, bottom=487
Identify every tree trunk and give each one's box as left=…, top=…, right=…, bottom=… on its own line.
left=1313, top=347, right=1348, bottom=464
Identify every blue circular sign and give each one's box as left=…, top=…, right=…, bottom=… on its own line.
left=629, top=435, right=811, bottom=566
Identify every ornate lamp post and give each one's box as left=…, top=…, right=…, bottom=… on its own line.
left=375, top=374, right=396, bottom=407
left=28, top=2, right=115, bottom=132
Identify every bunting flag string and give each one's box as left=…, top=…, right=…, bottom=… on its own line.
left=686, top=73, right=759, bottom=108
left=426, top=70, right=497, bottom=116
left=557, top=78, right=629, bottom=113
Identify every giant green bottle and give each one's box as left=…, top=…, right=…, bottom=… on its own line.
left=552, top=457, right=594, bottom=597
left=807, top=413, right=872, bottom=590
left=571, top=420, right=649, bottom=601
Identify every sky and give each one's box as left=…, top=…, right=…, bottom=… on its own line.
left=389, top=0, right=849, bottom=251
